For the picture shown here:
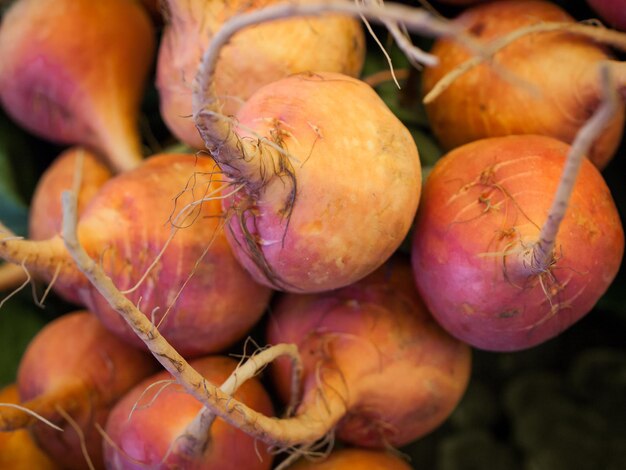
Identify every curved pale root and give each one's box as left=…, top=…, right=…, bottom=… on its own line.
left=0, top=227, right=80, bottom=289
left=61, top=192, right=346, bottom=448
left=531, top=63, right=620, bottom=272
left=0, top=263, right=28, bottom=292
left=192, top=0, right=479, bottom=183
left=174, top=343, right=303, bottom=457
left=424, top=21, right=626, bottom=104
left=0, top=382, right=85, bottom=431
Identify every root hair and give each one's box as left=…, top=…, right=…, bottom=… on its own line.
left=55, top=405, right=96, bottom=470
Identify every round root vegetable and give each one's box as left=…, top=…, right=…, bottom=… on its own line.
left=0, top=147, right=111, bottom=297
left=104, top=355, right=275, bottom=470
left=0, top=147, right=111, bottom=301
left=411, top=135, right=624, bottom=351
left=26, top=147, right=112, bottom=304
left=267, top=257, right=472, bottom=449
left=421, top=0, right=626, bottom=169
left=214, top=73, right=421, bottom=293
left=0, top=385, right=61, bottom=470
left=586, top=0, right=626, bottom=31
left=29, top=147, right=113, bottom=242
left=61, top=184, right=470, bottom=451
left=0, top=0, right=155, bottom=173
left=289, top=448, right=412, bottom=469
left=0, top=311, right=158, bottom=470
left=158, top=0, right=365, bottom=149
left=190, top=2, right=473, bottom=292
left=0, top=154, right=272, bottom=356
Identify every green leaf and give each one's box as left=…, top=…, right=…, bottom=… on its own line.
left=0, top=294, right=47, bottom=387
left=0, top=144, right=27, bottom=236
left=0, top=111, right=48, bottom=236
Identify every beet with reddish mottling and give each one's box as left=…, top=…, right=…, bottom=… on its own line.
left=0, top=154, right=272, bottom=356
left=196, top=73, right=421, bottom=293
left=267, top=257, right=471, bottom=448
left=411, top=135, right=624, bottom=351
left=104, top=355, right=274, bottom=470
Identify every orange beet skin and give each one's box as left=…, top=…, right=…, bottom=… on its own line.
left=0, top=0, right=156, bottom=172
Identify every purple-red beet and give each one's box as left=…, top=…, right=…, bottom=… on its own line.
left=411, top=135, right=624, bottom=351
left=104, top=355, right=274, bottom=470
left=267, top=257, right=471, bottom=448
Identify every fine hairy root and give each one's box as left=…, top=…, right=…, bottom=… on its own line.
left=55, top=405, right=97, bottom=470
left=0, top=262, right=28, bottom=293
left=61, top=188, right=346, bottom=448
left=173, top=343, right=303, bottom=458
left=0, top=402, right=64, bottom=432
left=530, top=63, right=619, bottom=274
left=0, top=262, right=30, bottom=311
left=192, top=0, right=479, bottom=175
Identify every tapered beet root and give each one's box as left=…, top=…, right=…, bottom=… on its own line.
left=104, top=356, right=274, bottom=469
left=2, top=312, right=158, bottom=470
left=0, top=0, right=156, bottom=173
left=158, top=0, right=365, bottom=149
left=267, top=257, right=471, bottom=448
left=0, top=154, right=272, bottom=356
left=422, top=0, right=626, bottom=169
left=411, top=135, right=624, bottom=351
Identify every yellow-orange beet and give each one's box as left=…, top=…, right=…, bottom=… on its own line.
left=422, top=0, right=626, bottom=169
left=0, top=385, right=61, bottom=470
left=157, top=0, right=365, bottom=149
left=13, top=312, right=157, bottom=470
left=213, top=73, right=422, bottom=293
left=29, top=148, right=112, bottom=242
left=26, top=147, right=112, bottom=304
